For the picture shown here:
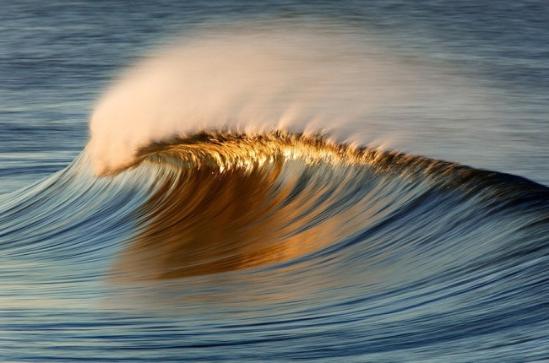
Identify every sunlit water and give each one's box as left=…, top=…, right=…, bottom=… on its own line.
left=1, top=1, right=548, bottom=362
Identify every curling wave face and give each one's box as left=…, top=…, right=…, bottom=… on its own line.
left=109, top=131, right=549, bottom=280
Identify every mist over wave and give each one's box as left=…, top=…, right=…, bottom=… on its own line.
left=89, top=26, right=487, bottom=175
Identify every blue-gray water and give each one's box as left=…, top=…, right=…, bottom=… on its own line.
left=1, top=1, right=549, bottom=362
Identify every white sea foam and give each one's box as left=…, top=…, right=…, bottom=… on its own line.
left=88, top=25, right=484, bottom=175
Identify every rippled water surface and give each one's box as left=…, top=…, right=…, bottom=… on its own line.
left=1, top=1, right=548, bottom=362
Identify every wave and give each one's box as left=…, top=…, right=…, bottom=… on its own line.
left=2, top=26, right=549, bottom=361
left=85, top=131, right=549, bottom=281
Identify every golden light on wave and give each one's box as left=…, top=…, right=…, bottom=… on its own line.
left=134, top=132, right=392, bottom=172
left=109, top=134, right=362, bottom=280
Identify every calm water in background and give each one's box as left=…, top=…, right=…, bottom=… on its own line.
left=1, top=1, right=549, bottom=362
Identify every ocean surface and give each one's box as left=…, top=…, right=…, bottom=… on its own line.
left=1, top=1, right=548, bottom=361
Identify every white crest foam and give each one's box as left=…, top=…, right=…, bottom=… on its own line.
left=88, top=25, right=481, bottom=175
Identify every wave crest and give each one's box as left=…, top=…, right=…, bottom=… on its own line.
left=88, top=25, right=485, bottom=176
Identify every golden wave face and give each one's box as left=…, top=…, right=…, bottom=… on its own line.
left=110, top=132, right=489, bottom=281
left=111, top=134, right=339, bottom=280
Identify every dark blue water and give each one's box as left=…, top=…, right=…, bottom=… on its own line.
left=1, top=1, right=548, bottom=361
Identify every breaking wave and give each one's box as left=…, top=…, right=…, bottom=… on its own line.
left=1, top=27, right=549, bottom=361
